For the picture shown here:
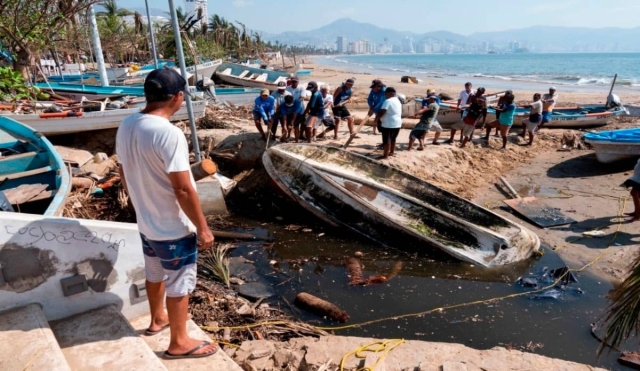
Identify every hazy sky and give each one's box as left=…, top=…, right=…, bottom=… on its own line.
left=120, top=0, right=640, bottom=35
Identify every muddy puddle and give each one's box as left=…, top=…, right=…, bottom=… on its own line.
left=223, top=214, right=632, bottom=370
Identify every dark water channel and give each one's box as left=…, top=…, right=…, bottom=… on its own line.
left=225, top=213, right=632, bottom=370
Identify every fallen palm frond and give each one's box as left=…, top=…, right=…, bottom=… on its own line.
left=600, top=252, right=640, bottom=355
left=201, top=244, right=232, bottom=288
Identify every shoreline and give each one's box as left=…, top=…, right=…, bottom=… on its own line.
left=302, top=55, right=640, bottom=105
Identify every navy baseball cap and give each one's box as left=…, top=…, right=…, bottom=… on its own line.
left=144, top=68, right=192, bottom=98
left=306, top=81, right=318, bottom=90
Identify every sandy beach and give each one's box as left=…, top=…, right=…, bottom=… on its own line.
left=297, top=57, right=640, bottom=107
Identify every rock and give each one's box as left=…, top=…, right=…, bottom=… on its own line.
left=225, top=347, right=237, bottom=358
left=242, top=357, right=272, bottom=371
left=250, top=342, right=275, bottom=359
left=237, top=281, right=276, bottom=300
left=364, top=353, right=386, bottom=371
left=354, top=251, right=364, bottom=257
left=236, top=303, right=254, bottom=316
left=273, top=349, right=290, bottom=368
left=230, top=277, right=245, bottom=285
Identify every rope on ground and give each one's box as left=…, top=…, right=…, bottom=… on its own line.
left=202, top=195, right=627, bottom=346
left=339, top=339, right=405, bottom=371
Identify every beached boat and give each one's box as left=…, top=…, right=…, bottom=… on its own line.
left=583, top=128, right=640, bottom=163
left=0, top=116, right=70, bottom=216
left=0, top=100, right=207, bottom=136
left=263, top=144, right=540, bottom=267
left=409, top=99, right=628, bottom=128
left=215, top=62, right=290, bottom=91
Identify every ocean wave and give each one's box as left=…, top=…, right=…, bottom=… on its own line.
left=334, top=58, right=349, bottom=64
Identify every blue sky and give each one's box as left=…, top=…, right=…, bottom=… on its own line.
left=120, top=0, right=640, bottom=35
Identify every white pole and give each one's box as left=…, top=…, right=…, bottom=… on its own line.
left=88, top=4, right=109, bottom=87
left=168, top=0, right=201, bottom=161
left=144, top=0, right=159, bottom=68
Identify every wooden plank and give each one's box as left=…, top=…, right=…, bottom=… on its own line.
left=54, top=146, right=93, bottom=167
left=0, top=166, right=53, bottom=182
left=3, top=184, right=48, bottom=204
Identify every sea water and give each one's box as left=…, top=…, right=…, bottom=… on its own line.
left=319, top=53, right=640, bottom=93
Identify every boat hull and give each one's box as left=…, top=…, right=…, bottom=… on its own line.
left=214, top=62, right=290, bottom=91
left=584, top=127, right=640, bottom=163
left=0, top=100, right=207, bottom=135
left=0, top=117, right=70, bottom=216
left=262, top=144, right=540, bottom=267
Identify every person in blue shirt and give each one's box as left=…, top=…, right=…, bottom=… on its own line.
left=484, top=91, right=516, bottom=151
left=279, top=95, right=304, bottom=142
left=333, top=78, right=355, bottom=138
left=300, top=81, right=324, bottom=143
left=367, top=79, right=386, bottom=135
left=253, top=89, right=276, bottom=140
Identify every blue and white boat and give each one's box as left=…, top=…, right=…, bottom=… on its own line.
left=584, top=128, right=640, bottom=163
left=0, top=117, right=70, bottom=216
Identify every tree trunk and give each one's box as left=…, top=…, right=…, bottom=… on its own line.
left=14, top=49, right=32, bottom=80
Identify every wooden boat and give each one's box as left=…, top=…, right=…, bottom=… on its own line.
left=214, top=62, right=290, bottom=91
left=0, top=116, right=70, bottom=216
left=0, top=100, right=207, bottom=136
left=583, top=128, right=640, bottom=163
left=408, top=99, right=628, bottom=128
left=263, top=144, right=540, bottom=267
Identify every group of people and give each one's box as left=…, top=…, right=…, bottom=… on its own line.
left=252, top=76, right=359, bottom=143
left=252, top=76, right=559, bottom=154
left=444, top=82, right=558, bottom=151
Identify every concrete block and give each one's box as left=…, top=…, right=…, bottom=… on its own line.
left=129, top=313, right=243, bottom=371
left=197, top=177, right=228, bottom=215
left=50, top=305, right=166, bottom=370
left=364, top=353, right=386, bottom=371
left=0, top=303, right=70, bottom=371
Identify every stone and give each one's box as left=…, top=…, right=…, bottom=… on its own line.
left=237, top=281, right=276, bottom=300
left=442, top=361, right=468, bottom=371
left=273, top=349, right=290, bottom=367
left=236, top=303, right=254, bottom=316
left=249, top=342, right=275, bottom=359
left=364, top=353, right=386, bottom=371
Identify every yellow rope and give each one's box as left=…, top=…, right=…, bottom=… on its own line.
left=339, top=339, right=405, bottom=371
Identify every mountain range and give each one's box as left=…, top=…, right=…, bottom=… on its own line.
left=259, top=18, right=640, bottom=52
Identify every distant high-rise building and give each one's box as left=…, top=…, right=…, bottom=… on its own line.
left=392, top=44, right=402, bottom=53
left=402, top=37, right=415, bottom=53
left=337, top=36, right=348, bottom=53
left=481, top=41, right=489, bottom=52
left=183, top=0, right=207, bottom=29
left=509, top=40, right=521, bottom=51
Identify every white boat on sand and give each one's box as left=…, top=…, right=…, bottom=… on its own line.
left=0, top=100, right=207, bottom=136
left=583, top=128, right=640, bottom=163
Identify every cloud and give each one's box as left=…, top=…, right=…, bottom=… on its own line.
left=232, top=0, right=254, bottom=8
left=526, top=0, right=579, bottom=14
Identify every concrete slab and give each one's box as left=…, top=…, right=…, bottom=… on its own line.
left=50, top=305, right=166, bottom=370
left=234, top=336, right=608, bottom=371
left=0, top=303, right=70, bottom=371
left=129, top=313, right=243, bottom=371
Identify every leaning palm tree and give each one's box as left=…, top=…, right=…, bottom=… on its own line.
left=600, top=254, right=640, bottom=354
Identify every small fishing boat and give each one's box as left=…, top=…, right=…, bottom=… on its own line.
left=409, top=99, right=628, bottom=128
left=0, top=116, right=70, bottom=216
left=0, top=100, right=207, bottom=136
left=214, top=62, right=290, bottom=91
left=263, top=144, right=540, bottom=267
left=583, top=128, right=640, bottom=163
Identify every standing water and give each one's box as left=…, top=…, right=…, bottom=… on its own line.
left=225, top=214, right=631, bottom=370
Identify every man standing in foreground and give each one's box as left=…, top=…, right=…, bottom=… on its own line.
left=300, top=81, right=325, bottom=143
left=367, top=79, right=386, bottom=135
left=333, top=78, right=355, bottom=137
left=116, top=69, right=218, bottom=360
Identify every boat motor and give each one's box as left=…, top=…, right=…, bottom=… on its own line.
left=606, top=93, right=623, bottom=110
left=196, top=77, right=217, bottom=100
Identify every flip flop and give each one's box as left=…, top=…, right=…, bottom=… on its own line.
left=163, top=341, right=218, bottom=360
left=145, top=323, right=170, bottom=336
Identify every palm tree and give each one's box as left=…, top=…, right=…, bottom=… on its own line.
left=601, top=254, right=640, bottom=355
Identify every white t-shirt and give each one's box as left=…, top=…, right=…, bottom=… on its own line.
left=322, top=94, right=333, bottom=118
left=380, top=96, right=402, bottom=129
left=116, top=113, right=196, bottom=241
left=286, top=85, right=306, bottom=101
left=458, top=89, right=476, bottom=107
left=530, top=101, right=543, bottom=114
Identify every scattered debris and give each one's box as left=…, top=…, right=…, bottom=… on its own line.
left=294, top=292, right=350, bottom=323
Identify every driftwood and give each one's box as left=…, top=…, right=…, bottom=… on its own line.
left=294, top=292, right=350, bottom=323
left=345, top=257, right=366, bottom=285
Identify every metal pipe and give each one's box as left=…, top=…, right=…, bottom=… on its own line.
left=144, top=0, right=159, bottom=68
left=87, top=4, right=109, bottom=86
left=168, top=0, right=201, bottom=161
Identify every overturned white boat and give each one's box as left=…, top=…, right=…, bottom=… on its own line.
left=263, top=144, right=540, bottom=267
